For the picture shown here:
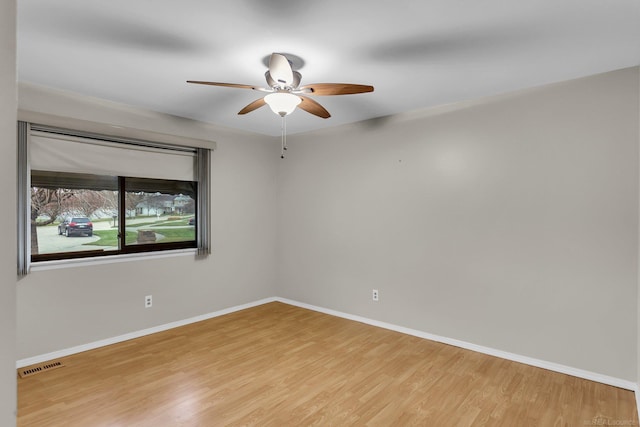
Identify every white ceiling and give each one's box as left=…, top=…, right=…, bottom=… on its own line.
left=17, top=0, right=640, bottom=136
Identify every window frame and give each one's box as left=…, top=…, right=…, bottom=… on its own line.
left=18, top=121, right=211, bottom=274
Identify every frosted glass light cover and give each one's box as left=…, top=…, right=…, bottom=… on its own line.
left=264, top=93, right=301, bottom=116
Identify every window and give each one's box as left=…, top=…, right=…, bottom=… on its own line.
left=30, top=171, right=197, bottom=261
left=18, top=122, right=211, bottom=273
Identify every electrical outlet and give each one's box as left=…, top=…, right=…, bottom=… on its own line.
left=145, top=295, right=152, bottom=308
left=372, top=289, right=379, bottom=301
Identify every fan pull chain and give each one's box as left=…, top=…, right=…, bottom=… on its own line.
left=280, top=114, right=288, bottom=159
left=284, top=115, right=288, bottom=152
left=280, top=115, right=285, bottom=158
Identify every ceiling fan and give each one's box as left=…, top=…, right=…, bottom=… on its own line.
left=187, top=52, right=374, bottom=119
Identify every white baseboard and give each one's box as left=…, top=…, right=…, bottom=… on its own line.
left=16, top=297, right=278, bottom=369
left=274, top=297, right=637, bottom=391
left=17, top=296, right=637, bottom=393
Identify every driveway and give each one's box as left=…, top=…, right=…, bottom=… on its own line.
left=36, top=221, right=115, bottom=254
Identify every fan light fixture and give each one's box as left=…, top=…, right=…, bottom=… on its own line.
left=264, top=92, right=301, bottom=116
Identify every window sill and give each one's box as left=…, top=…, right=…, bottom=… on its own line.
left=30, top=248, right=197, bottom=272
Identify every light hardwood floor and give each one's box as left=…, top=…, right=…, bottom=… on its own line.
left=18, top=302, right=638, bottom=426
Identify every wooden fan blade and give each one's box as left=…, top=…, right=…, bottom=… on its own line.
left=298, top=96, right=331, bottom=119
left=238, top=97, right=267, bottom=115
left=298, top=83, right=374, bottom=96
left=187, top=81, right=260, bottom=90
left=269, top=53, right=294, bottom=86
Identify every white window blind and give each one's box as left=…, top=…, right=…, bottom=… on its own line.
left=30, top=131, right=196, bottom=181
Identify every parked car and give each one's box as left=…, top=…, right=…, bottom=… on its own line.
left=188, top=217, right=195, bottom=226
left=58, top=217, right=93, bottom=237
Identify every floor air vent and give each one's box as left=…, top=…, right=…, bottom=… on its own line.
left=18, top=360, right=65, bottom=378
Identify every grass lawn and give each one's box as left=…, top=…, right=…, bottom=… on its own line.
left=153, top=219, right=191, bottom=227
left=127, top=219, right=191, bottom=228
left=83, top=230, right=138, bottom=247
left=84, top=227, right=194, bottom=246
left=151, top=227, right=196, bottom=243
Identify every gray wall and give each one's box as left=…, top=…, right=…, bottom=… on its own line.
left=0, top=0, right=17, bottom=424
left=16, top=85, right=279, bottom=359
left=277, top=68, right=639, bottom=381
